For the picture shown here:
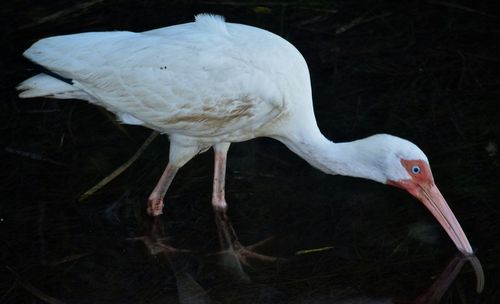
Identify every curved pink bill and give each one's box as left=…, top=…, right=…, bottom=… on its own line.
left=417, top=183, right=473, bottom=255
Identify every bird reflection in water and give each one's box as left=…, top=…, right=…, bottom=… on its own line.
left=212, top=206, right=277, bottom=272
left=399, top=254, right=483, bottom=304
left=132, top=217, right=211, bottom=304
left=135, top=215, right=484, bottom=304
left=135, top=208, right=277, bottom=286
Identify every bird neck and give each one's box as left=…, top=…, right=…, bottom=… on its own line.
left=277, top=129, right=386, bottom=184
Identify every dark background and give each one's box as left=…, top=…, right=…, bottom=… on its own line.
left=1, top=1, right=499, bottom=303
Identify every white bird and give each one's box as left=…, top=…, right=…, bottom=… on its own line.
left=17, top=14, right=473, bottom=255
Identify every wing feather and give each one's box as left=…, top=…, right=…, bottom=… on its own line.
left=24, top=22, right=285, bottom=138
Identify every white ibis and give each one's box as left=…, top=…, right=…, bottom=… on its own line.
left=18, top=14, right=473, bottom=255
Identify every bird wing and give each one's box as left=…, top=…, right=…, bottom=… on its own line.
left=23, top=22, right=286, bottom=138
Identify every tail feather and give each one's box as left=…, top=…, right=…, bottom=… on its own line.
left=17, top=74, right=144, bottom=126
left=17, top=74, right=89, bottom=99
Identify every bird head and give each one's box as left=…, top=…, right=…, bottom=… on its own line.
left=365, top=134, right=474, bottom=255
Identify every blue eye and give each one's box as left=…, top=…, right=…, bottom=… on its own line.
left=411, top=165, right=421, bottom=174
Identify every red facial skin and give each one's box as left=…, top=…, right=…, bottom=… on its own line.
left=388, top=159, right=433, bottom=196
left=388, top=159, right=473, bottom=255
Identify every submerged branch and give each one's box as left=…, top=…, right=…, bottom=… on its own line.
left=79, top=131, right=159, bottom=202
left=5, top=266, right=66, bottom=304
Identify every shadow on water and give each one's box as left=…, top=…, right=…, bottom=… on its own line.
left=0, top=192, right=487, bottom=303
left=1, top=0, right=500, bottom=303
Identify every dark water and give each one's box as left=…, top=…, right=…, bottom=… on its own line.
left=1, top=1, right=499, bottom=303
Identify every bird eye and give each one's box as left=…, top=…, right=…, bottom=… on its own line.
left=411, top=165, right=421, bottom=174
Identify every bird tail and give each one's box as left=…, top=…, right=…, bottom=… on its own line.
left=17, top=73, right=87, bottom=99
left=18, top=34, right=93, bottom=100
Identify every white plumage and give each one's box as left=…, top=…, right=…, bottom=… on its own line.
left=20, top=14, right=298, bottom=143
left=18, top=14, right=473, bottom=255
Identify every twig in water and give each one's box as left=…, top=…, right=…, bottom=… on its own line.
left=20, top=0, right=104, bottom=29
left=5, top=266, right=66, bottom=304
left=336, top=12, right=393, bottom=35
left=4, top=147, right=65, bottom=166
left=335, top=15, right=366, bottom=35
left=427, top=0, right=496, bottom=18
left=79, top=131, right=159, bottom=202
left=295, top=246, right=334, bottom=255
left=48, top=252, right=94, bottom=267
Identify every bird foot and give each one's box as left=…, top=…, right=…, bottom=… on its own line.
left=212, top=207, right=278, bottom=266
left=212, top=237, right=278, bottom=267
left=233, top=239, right=278, bottom=266
left=129, top=217, right=190, bottom=255
left=147, top=197, right=164, bottom=216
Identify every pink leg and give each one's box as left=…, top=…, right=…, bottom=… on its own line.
left=148, top=164, right=178, bottom=216
left=212, top=144, right=230, bottom=211
left=211, top=144, right=235, bottom=249
left=208, top=144, right=277, bottom=265
left=147, top=143, right=199, bottom=216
